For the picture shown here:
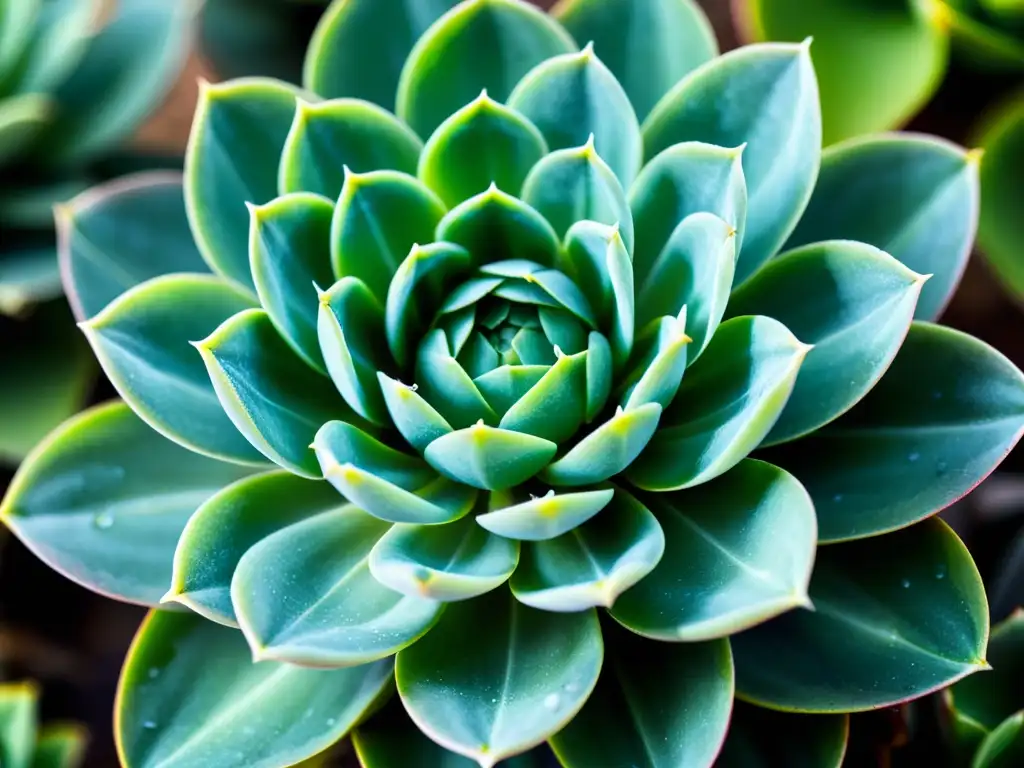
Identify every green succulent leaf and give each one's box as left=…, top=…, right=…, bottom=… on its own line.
left=629, top=142, right=747, bottom=289
left=0, top=94, right=51, bottom=165
left=727, top=240, right=926, bottom=444
left=784, top=134, right=980, bottom=320
left=634, top=212, right=735, bottom=357
left=973, top=713, right=1024, bottom=768
left=768, top=322, right=1024, bottom=542
left=716, top=702, right=849, bottom=768
left=477, top=487, right=612, bottom=541
left=317, top=277, right=392, bottom=424
left=642, top=42, right=821, bottom=284
left=416, top=329, right=499, bottom=427
left=303, top=0, right=459, bottom=108
left=369, top=516, right=519, bottom=601
left=521, top=139, right=635, bottom=254
left=619, top=311, right=690, bottom=412
left=378, top=373, right=455, bottom=453
left=0, top=402, right=253, bottom=605
left=976, top=92, right=1024, bottom=303
left=0, top=240, right=62, bottom=316
left=186, top=78, right=304, bottom=292
left=611, top=460, right=814, bottom=640
left=249, top=192, right=336, bottom=372
left=396, top=589, right=602, bottom=766
left=950, top=611, right=1024, bottom=732
left=732, top=517, right=989, bottom=713
left=550, top=626, right=732, bottom=768
left=331, top=169, right=446, bottom=299
left=57, top=173, right=211, bottom=321
left=81, top=274, right=265, bottom=465
left=510, top=488, right=665, bottom=611
left=628, top=316, right=807, bottom=491
left=39, top=0, right=191, bottom=164
left=232, top=506, right=442, bottom=666
left=116, top=610, right=393, bottom=768
left=425, top=422, right=558, bottom=490
left=552, top=0, right=718, bottom=123
left=279, top=98, right=423, bottom=200
left=396, top=0, right=577, bottom=139
left=508, top=46, right=642, bottom=186
left=1, top=177, right=88, bottom=230
left=166, top=471, right=345, bottom=626
left=0, top=0, right=38, bottom=77
left=499, top=349, right=589, bottom=443
left=196, top=309, right=349, bottom=477
left=419, top=91, right=548, bottom=208
left=0, top=681, right=37, bottom=768
left=11, top=0, right=97, bottom=96
left=739, top=0, right=948, bottom=146
left=32, top=723, right=88, bottom=768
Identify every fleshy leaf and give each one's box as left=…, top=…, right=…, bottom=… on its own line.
left=508, top=45, right=643, bottom=186
left=950, top=611, right=1024, bottom=732
left=510, top=488, right=664, bottom=611
left=0, top=94, right=50, bottom=165
left=249, top=192, right=336, bottom=372
left=552, top=0, right=718, bottom=122
left=784, top=134, right=979, bottom=320
left=378, top=373, right=454, bottom=453
left=628, top=316, right=807, bottom=491
left=732, top=518, right=989, bottom=712
left=396, top=589, right=602, bottom=767
left=0, top=402, right=253, bottom=606
left=727, top=240, right=926, bottom=444
left=716, top=703, right=849, bottom=768
left=419, top=90, right=548, bottom=207
left=550, top=626, right=732, bottom=768
left=33, top=723, right=88, bottom=768
left=57, top=172, right=210, bottom=322
left=424, top=423, right=557, bottom=490
left=331, top=169, right=446, bottom=300
left=416, top=329, right=499, bottom=427
left=116, top=610, right=393, bottom=768
left=279, top=98, right=423, bottom=199
left=0, top=681, right=36, bottom=768
left=196, top=309, right=350, bottom=478
left=611, top=460, right=815, bottom=640
left=521, top=138, right=634, bottom=253
left=767, top=323, right=1024, bottom=542
left=185, top=78, right=304, bottom=292
left=396, top=0, right=577, bottom=138
left=619, top=311, right=691, bottom=412
left=166, top=471, right=344, bottom=626
left=80, top=274, right=264, bottom=464
left=973, top=713, right=1024, bottom=768
left=478, top=487, right=613, bottom=542
left=232, top=506, right=442, bottom=666
left=499, top=350, right=588, bottom=443
left=369, top=516, right=519, bottom=601
left=643, top=42, right=821, bottom=284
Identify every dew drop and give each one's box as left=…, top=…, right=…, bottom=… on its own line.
left=832, top=494, right=843, bottom=503
left=901, top=578, right=911, bottom=588
left=147, top=667, right=160, bottom=680
left=326, top=718, right=336, bottom=727
left=544, top=693, right=560, bottom=710
left=935, top=566, right=946, bottom=580
left=908, top=452, right=920, bottom=463
left=94, top=512, right=115, bottom=530
left=143, top=721, right=157, bottom=730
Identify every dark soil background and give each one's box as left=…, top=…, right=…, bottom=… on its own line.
left=0, top=1, right=1020, bottom=766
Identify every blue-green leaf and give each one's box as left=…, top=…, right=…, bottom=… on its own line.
left=378, top=373, right=455, bottom=453
left=424, top=422, right=557, bottom=490
left=478, top=487, right=613, bottom=541
left=416, top=329, right=499, bottom=428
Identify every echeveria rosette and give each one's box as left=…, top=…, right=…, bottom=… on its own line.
left=1, top=0, right=1022, bottom=766
left=0, top=681, right=87, bottom=768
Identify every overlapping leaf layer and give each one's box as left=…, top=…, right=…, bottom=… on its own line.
left=2, top=0, right=1023, bottom=766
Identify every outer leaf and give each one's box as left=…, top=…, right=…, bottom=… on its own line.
left=57, top=173, right=211, bottom=322
left=628, top=316, right=808, bottom=491
left=369, top=516, right=519, bottom=601
left=0, top=240, right=62, bottom=316
left=784, top=133, right=980, bottom=320
left=643, top=42, right=821, bottom=284
left=279, top=98, right=423, bottom=199
left=303, top=0, right=458, bottom=108
left=166, top=472, right=345, bottom=626
left=81, top=274, right=264, bottom=464
left=950, top=611, right=1024, bottom=732
left=396, top=0, right=577, bottom=138
left=249, top=192, right=336, bottom=372
left=32, top=724, right=88, bottom=768
left=727, top=240, right=926, bottom=444
left=185, top=78, right=304, bottom=291
left=973, top=713, right=1024, bottom=768
left=0, top=681, right=37, bottom=768
left=232, top=506, right=442, bottom=666
left=510, top=488, right=665, bottom=611
left=396, top=589, right=602, bottom=767
left=550, top=627, right=732, bottom=768
left=976, top=92, right=1024, bottom=303
left=0, top=0, right=38, bottom=77
left=508, top=45, right=643, bottom=186
left=716, top=702, right=849, bottom=768
left=116, top=610, right=393, bottom=768
left=767, top=323, right=1024, bottom=542
left=732, top=518, right=989, bottom=713
left=196, top=309, right=350, bottom=477
left=612, top=460, right=815, bottom=640
left=12, top=0, right=97, bottom=95
left=0, top=94, right=51, bottom=164
left=552, top=0, right=718, bottom=122
left=0, top=402, right=253, bottom=605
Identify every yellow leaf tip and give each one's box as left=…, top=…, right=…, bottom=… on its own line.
left=966, top=147, right=985, bottom=166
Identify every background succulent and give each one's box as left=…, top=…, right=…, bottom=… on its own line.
left=3, top=0, right=1024, bottom=766
left=0, top=0, right=190, bottom=464
left=0, top=681, right=86, bottom=768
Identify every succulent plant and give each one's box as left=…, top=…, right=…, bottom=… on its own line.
left=0, top=681, right=86, bottom=768
left=0, top=0, right=190, bottom=462
left=3, top=0, right=1024, bottom=765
